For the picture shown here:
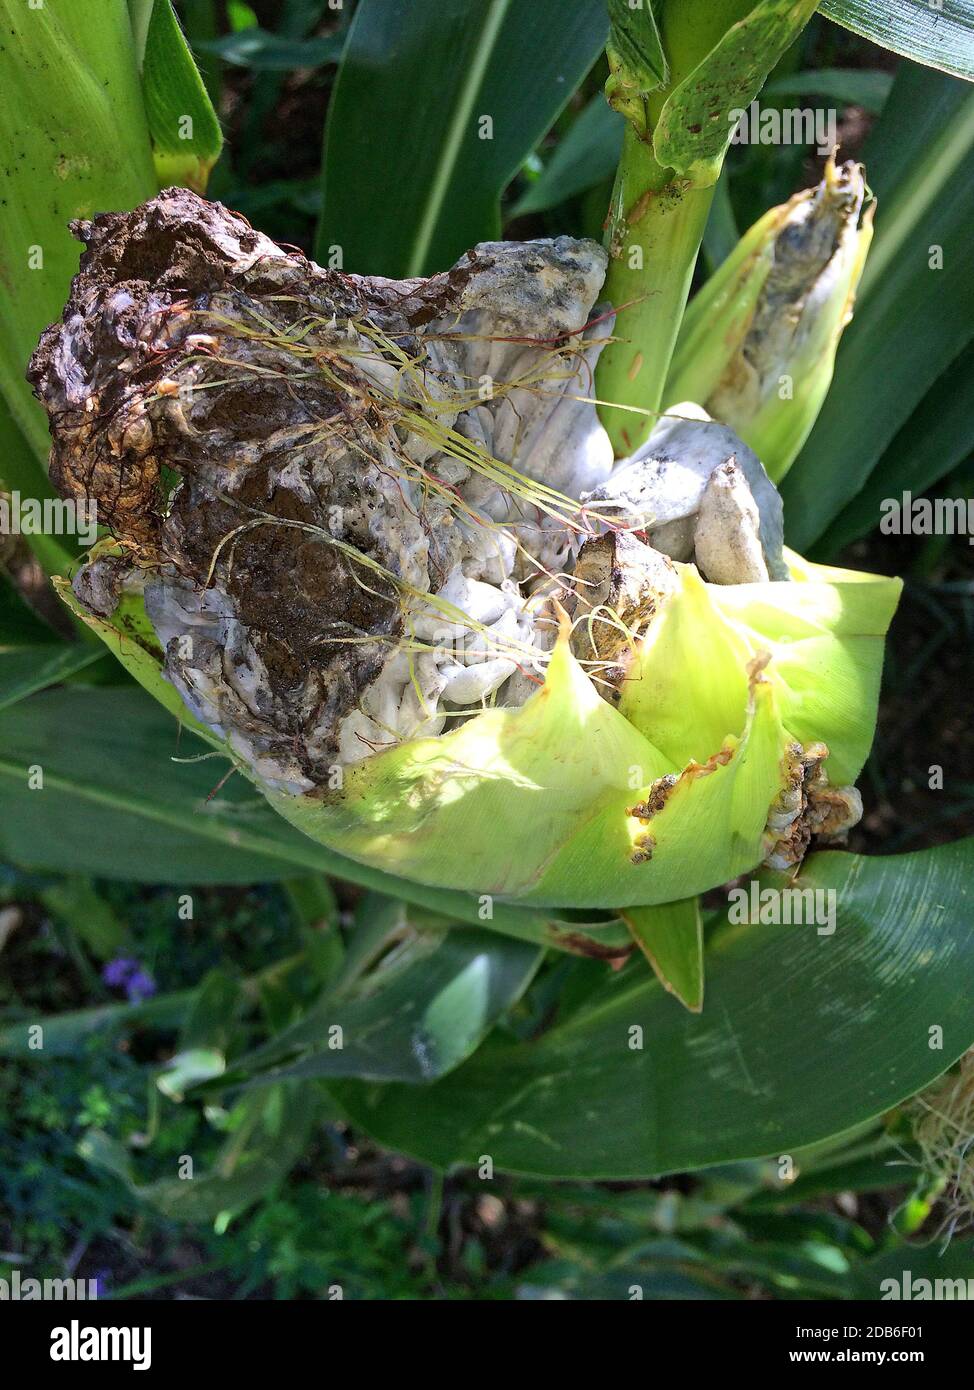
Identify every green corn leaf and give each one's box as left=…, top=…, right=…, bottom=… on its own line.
left=315, top=0, right=608, bottom=277
left=0, top=686, right=317, bottom=883
left=781, top=63, right=974, bottom=550
left=853, top=1238, right=974, bottom=1301
left=139, top=0, right=224, bottom=192
left=331, top=842, right=974, bottom=1179
left=1, top=569, right=59, bottom=645
left=509, top=97, right=624, bottom=219
left=0, top=683, right=629, bottom=957
left=762, top=66, right=894, bottom=113
left=0, top=0, right=157, bottom=467
left=821, top=0, right=974, bottom=84
left=856, top=69, right=974, bottom=305
left=285, top=875, right=344, bottom=985
left=622, top=898, right=705, bottom=1013
left=820, top=342, right=974, bottom=556
left=0, top=988, right=197, bottom=1057
left=0, top=645, right=103, bottom=714
left=652, top=0, right=820, bottom=187
left=216, top=923, right=542, bottom=1088
left=198, top=26, right=343, bottom=71
left=0, top=572, right=102, bottom=711
left=606, top=0, right=668, bottom=102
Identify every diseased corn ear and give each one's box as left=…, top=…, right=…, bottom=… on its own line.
left=29, top=191, right=616, bottom=791
left=665, top=158, right=874, bottom=482
left=30, top=188, right=899, bottom=925
left=54, top=547, right=812, bottom=912
left=64, top=534, right=896, bottom=912
left=269, top=619, right=796, bottom=910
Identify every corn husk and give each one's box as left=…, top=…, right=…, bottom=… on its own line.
left=665, top=158, right=874, bottom=481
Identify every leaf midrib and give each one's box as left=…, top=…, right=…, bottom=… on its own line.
left=404, top=0, right=513, bottom=277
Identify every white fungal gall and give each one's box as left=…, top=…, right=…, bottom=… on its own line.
left=582, top=405, right=788, bottom=580
left=693, top=457, right=769, bottom=585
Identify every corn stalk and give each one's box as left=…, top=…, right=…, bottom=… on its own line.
left=595, top=0, right=820, bottom=455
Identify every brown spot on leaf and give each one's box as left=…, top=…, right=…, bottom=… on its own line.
left=549, top=929, right=633, bottom=967
left=630, top=832, right=656, bottom=865
left=628, top=773, right=678, bottom=822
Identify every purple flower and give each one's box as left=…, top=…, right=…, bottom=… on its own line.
left=125, top=969, right=157, bottom=1003
left=102, top=956, right=139, bottom=988
left=102, top=956, right=156, bottom=1001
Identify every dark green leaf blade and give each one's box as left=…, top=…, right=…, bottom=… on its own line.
left=0, top=685, right=324, bottom=883
left=622, top=897, right=704, bottom=1013
left=198, top=27, right=343, bottom=71
left=0, top=988, right=196, bottom=1057
left=852, top=1237, right=974, bottom=1300
left=333, top=843, right=974, bottom=1178
left=0, top=569, right=59, bottom=644
left=224, top=924, right=541, bottom=1086
left=510, top=97, right=624, bottom=218
left=0, top=643, right=103, bottom=713
left=821, top=0, right=974, bottom=83
left=316, top=0, right=608, bottom=277
left=818, top=342, right=974, bottom=555
left=762, top=65, right=893, bottom=113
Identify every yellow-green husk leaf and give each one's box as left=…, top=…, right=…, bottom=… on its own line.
left=620, top=553, right=901, bottom=787
left=665, top=163, right=875, bottom=482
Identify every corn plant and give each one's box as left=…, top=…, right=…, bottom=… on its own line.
left=1, top=0, right=974, bottom=1224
